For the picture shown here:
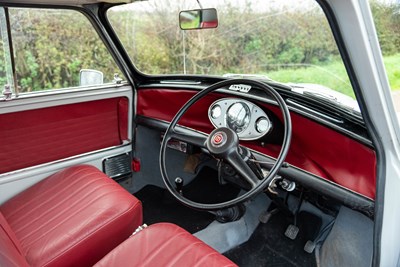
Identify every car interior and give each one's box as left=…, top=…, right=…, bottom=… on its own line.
left=0, top=0, right=388, bottom=266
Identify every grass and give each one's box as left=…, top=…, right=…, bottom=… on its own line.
left=383, top=54, right=400, bottom=91
left=266, top=54, right=400, bottom=98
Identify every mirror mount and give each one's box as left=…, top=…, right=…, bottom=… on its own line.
left=196, top=0, right=203, bottom=9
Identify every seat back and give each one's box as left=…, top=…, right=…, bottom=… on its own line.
left=0, top=211, right=29, bottom=267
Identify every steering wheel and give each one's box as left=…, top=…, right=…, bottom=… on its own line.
left=160, top=79, right=292, bottom=210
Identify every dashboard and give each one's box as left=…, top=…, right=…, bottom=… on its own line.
left=136, top=88, right=376, bottom=201
left=208, top=98, right=273, bottom=140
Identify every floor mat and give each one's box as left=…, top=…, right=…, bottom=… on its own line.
left=134, top=167, right=241, bottom=233
left=224, top=211, right=320, bottom=267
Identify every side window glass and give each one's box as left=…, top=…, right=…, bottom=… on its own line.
left=0, top=8, right=14, bottom=94
left=370, top=1, right=400, bottom=108
left=0, top=10, right=6, bottom=91
left=9, top=8, right=124, bottom=93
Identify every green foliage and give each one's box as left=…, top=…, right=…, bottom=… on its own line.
left=0, top=38, right=7, bottom=88
left=383, top=54, right=400, bottom=91
left=11, top=9, right=122, bottom=92
left=267, top=60, right=354, bottom=97
left=370, top=1, right=400, bottom=56
left=267, top=54, right=400, bottom=98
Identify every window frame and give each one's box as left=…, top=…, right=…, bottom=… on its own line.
left=0, top=4, right=130, bottom=100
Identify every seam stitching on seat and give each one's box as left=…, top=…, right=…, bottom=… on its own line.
left=165, top=241, right=203, bottom=267
left=13, top=178, right=106, bottom=235
left=192, top=251, right=220, bottom=267
left=9, top=175, right=103, bottom=227
left=4, top=168, right=94, bottom=219
left=140, top=232, right=187, bottom=266
left=41, top=200, right=141, bottom=267
left=21, top=187, right=122, bottom=247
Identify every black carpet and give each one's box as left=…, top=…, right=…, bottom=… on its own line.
left=224, top=211, right=321, bottom=267
left=134, top=167, right=241, bottom=233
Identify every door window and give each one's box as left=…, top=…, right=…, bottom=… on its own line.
left=1, top=7, right=124, bottom=95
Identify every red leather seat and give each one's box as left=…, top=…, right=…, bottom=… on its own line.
left=94, top=223, right=237, bottom=267
left=0, top=165, right=142, bottom=267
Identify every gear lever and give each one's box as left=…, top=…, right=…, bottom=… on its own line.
left=174, top=177, right=184, bottom=195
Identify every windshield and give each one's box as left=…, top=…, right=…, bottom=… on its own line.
left=108, top=0, right=357, bottom=108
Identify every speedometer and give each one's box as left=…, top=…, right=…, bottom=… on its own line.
left=226, top=102, right=251, bottom=133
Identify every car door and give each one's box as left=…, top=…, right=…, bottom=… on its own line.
left=0, top=6, right=134, bottom=203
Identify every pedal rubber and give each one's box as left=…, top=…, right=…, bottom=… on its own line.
left=304, top=240, right=316, bottom=253
left=284, top=224, right=299, bottom=240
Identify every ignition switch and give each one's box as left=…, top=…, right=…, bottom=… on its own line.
left=280, top=179, right=296, bottom=192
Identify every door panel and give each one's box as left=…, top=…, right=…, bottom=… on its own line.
left=0, top=97, right=128, bottom=174
left=0, top=85, right=133, bottom=203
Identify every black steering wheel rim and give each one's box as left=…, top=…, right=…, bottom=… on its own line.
left=159, top=78, right=292, bottom=210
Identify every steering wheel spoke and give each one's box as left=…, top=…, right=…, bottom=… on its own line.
left=170, top=128, right=208, bottom=148
left=225, top=149, right=261, bottom=189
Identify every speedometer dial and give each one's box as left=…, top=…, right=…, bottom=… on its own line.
left=226, top=102, right=251, bottom=133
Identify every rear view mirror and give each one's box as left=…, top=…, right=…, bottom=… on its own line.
left=179, top=8, right=218, bottom=30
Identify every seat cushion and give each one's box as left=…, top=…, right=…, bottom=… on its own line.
left=0, top=165, right=142, bottom=267
left=94, top=223, right=237, bottom=267
left=0, top=212, right=29, bottom=267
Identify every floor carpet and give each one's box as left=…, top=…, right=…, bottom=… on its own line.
left=134, top=167, right=241, bottom=233
left=224, top=211, right=321, bottom=267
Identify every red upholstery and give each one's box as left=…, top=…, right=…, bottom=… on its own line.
left=0, top=165, right=142, bottom=267
left=0, top=212, right=29, bottom=267
left=94, top=223, right=237, bottom=267
left=0, top=97, right=129, bottom=174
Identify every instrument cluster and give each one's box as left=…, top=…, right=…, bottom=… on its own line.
left=208, top=98, right=272, bottom=140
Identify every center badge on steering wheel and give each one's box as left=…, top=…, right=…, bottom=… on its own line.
left=211, top=131, right=227, bottom=147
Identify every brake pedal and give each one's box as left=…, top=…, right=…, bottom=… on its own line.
left=304, top=240, right=316, bottom=253
left=285, top=224, right=299, bottom=240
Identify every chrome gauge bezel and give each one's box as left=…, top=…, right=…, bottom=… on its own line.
left=208, top=98, right=272, bottom=140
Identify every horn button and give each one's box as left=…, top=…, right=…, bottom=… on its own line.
left=206, top=127, right=239, bottom=157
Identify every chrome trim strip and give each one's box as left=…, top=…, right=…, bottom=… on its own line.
left=160, top=80, right=201, bottom=85
left=0, top=143, right=131, bottom=179
left=11, top=82, right=129, bottom=100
